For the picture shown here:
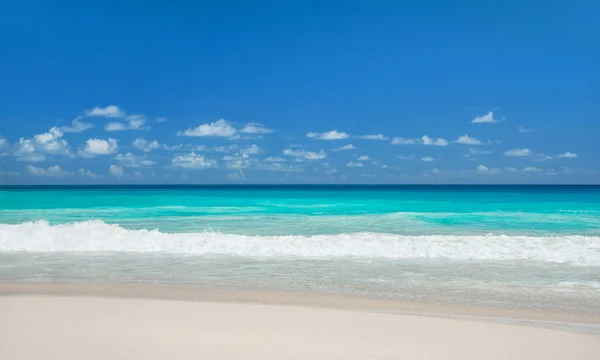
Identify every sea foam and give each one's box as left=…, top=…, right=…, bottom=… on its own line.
left=0, top=220, right=599, bottom=265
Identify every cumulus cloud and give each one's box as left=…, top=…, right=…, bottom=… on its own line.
left=109, top=165, right=124, bottom=177
left=133, top=138, right=161, bottom=152
left=517, top=126, right=532, bottom=133
left=172, top=152, right=217, bottom=169
left=524, top=166, right=542, bottom=172
left=355, top=134, right=388, bottom=140
left=79, top=138, right=118, bottom=157
left=60, top=117, right=93, bottom=133
left=85, top=105, right=125, bottom=118
left=346, top=161, right=364, bottom=168
left=476, top=165, right=499, bottom=174
left=240, top=144, right=261, bottom=155
left=421, top=157, right=435, bottom=162
left=115, top=152, right=156, bottom=168
left=155, top=117, right=168, bottom=123
left=105, top=114, right=149, bottom=132
left=360, top=173, right=375, bottom=178
left=14, top=138, right=45, bottom=162
left=504, top=148, right=531, bottom=157
left=471, top=111, right=498, bottom=124
left=240, top=123, right=273, bottom=134
left=391, top=137, right=417, bottom=145
left=13, top=127, right=72, bottom=161
left=33, top=127, right=71, bottom=156
left=28, top=165, right=70, bottom=177
left=357, top=155, right=370, bottom=161
left=556, top=152, right=578, bottom=159
left=306, top=130, right=349, bottom=140
left=455, top=134, right=482, bottom=145
left=283, top=148, right=327, bottom=160
left=177, top=119, right=237, bottom=137
left=397, top=155, right=416, bottom=160
left=422, top=135, right=448, bottom=146
left=333, top=144, right=356, bottom=152
left=78, top=168, right=100, bottom=178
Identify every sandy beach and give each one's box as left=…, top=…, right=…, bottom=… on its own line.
left=1, top=292, right=599, bottom=360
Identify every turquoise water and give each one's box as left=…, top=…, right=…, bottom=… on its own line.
left=2, top=185, right=600, bottom=236
left=1, top=185, right=599, bottom=314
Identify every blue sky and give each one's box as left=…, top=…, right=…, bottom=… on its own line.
left=0, top=1, right=598, bottom=184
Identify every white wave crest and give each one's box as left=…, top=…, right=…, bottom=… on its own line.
left=0, top=220, right=599, bottom=265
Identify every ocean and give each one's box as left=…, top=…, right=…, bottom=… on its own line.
left=1, top=185, right=599, bottom=316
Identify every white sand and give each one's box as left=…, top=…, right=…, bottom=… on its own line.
left=1, top=296, right=599, bottom=360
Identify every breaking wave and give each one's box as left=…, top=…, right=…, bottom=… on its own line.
left=0, top=220, right=599, bottom=265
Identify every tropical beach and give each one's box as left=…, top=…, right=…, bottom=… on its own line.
left=2, top=1, right=599, bottom=358
left=1, top=186, right=600, bottom=358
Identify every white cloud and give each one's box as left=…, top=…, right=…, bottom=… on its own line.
left=79, top=138, right=118, bottom=157
left=506, top=167, right=519, bottom=172
left=430, top=168, right=441, bottom=174
left=60, top=117, right=93, bottom=133
left=283, top=148, right=327, bottom=160
left=455, top=134, right=481, bottom=145
left=115, top=152, right=156, bottom=168
left=504, top=148, right=531, bottom=157
left=109, top=165, right=124, bottom=177
left=517, top=126, right=532, bottom=133
left=78, top=168, right=100, bottom=178
left=391, top=137, right=417, bottom=145
left=172, top=152, right=217, bottom=169
left=397, top=155, right=416, bottom=160
left=240, top=144, right=261, bottom=155
left=134, top=171, right=143, bottom=178
left=524, top=166, right=542, bottom=172
left=421, top=157, right=435, bottom=162
left=177, top=119, right=237, bottom=137
left=225, top=157, right=253, bottom=169
left=162, top=144, right=185, bottom=151
left=422, top=135, right=448, bottom=146
left=28, top=165, right=70, bottom=177
left=33, top=127, right=71, bottom=156
left=360, top=173, right=375, bottom=178
left=14, top=138, right=45, bottom=162
left=304, top=151, right=327, bottom=160
left=155, top=117, right=168, bottom=123
left=240, top=123, right=273, bottom=134
left=306, top=130, right=349, bottom=140
left=85, top=105, right=124, bottom=118
left=357, top=155, right=370, bottom=161
left=346, top=161, right=364, bottom=168
left=476, top=165, right=499, bottom=174
left=355, top=134, right=388, bottom=140
left=333, top=144, right=356, bottom=151
left=133, top=138, right=161, bottom=152
left=557, top=152, right=578, bottom=159
left=14, top=127, right=72, bottom=161
left=105, top=114, right=148, bottom=132
left=471, top=111, right=497, bottom=124
left=265, top=156, right=286, bottom=162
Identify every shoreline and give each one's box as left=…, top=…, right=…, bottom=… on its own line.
left=3, top=282, right=600, bottom=335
